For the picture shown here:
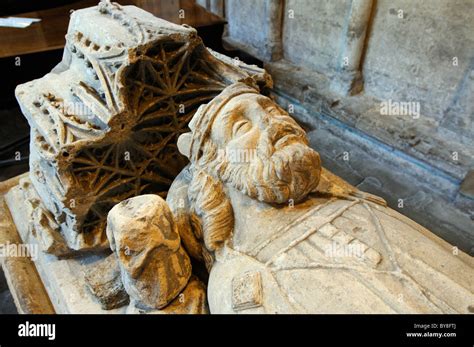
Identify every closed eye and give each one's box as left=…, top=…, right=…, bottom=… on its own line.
left=232, top=119, right=250, bottom=136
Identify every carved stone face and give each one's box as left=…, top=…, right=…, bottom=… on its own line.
left=209, top=93, right=307, bottom=160
left=184, top=88, right=322, bottom=204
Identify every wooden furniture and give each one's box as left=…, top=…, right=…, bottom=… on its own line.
left=0, top=0, right=225, bottom=58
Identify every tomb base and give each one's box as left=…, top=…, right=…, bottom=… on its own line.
left=0, top=173, right=125, bottom=314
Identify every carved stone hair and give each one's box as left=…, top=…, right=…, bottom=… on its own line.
left=188, top=166, right=234, bottom=252
left=186, top=82, right=321, bottom=254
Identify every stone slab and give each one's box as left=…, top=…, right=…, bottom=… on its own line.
left=0, top=173, right=54, bottom=314
left=3, top=175, right=126, bottom=314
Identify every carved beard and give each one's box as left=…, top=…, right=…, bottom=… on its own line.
left=214, top=140, right=321, bottom=204
left=187, top=137, right=320, bottom=255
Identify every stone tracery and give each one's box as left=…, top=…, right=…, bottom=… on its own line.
left=16, top=1, right=267, bottom=252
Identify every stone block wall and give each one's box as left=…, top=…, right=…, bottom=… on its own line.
left=363, top=0, right=473, bottom=126
left=282, top=0, right=351, bottom=74
left=198, top=0, right=474, bottom=254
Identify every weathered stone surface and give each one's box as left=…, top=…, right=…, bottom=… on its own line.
left=19, top=179, right=70, bottom=257
left=196, top=0, right=225, bottom=18
left=5, top=176, right=126, bottom=314
left=224, top=0, right=283, bottom=61
left=303, top=121, right=474, bottom=254
left=126, top=276, right=208, bottom=314
left=460, top=170, right=474, bottom=200
left=15, top=0, right=270, bottom=254
left=222, top=0, right=474, bottom=256
left=283, top=0, right=351, bottom=74
left=363, top=0, right=474, bottom=123
left=0, top=175, right=55, bottom=314
left=84, top=254, right=129, bottom=310
left=225, top=0, right=473, bottom=139
left=165, top=81, right=474, bottom=313
left=5, top=0, right=472, bottom=315
left=107, top=194, right=192, bottom=310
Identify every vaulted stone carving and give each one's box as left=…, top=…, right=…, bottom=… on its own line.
left=15, top=1, right=269, bottom=253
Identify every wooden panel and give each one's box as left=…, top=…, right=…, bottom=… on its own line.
left=0, top=0, right=225, bottom=58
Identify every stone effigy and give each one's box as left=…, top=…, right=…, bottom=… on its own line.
left=14, top=0, right=269, bottom=254
left=3, top=1, right=473, bottom=314
left=166, top=81, right=474, bottom=313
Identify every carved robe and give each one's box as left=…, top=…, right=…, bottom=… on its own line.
left=169, top=169, right=474, bottom=313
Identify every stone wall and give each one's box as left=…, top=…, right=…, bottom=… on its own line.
left=198, top=0, right=474, bottom=254
left=282, top=0, right=351, bottom=74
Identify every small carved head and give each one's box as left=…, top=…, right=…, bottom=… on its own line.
left=106, top=194, right=191, bottom=309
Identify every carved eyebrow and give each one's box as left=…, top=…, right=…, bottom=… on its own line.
left=220, top=111, right=240, bottom=130
left=220, top=104, right=248, bottom=128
